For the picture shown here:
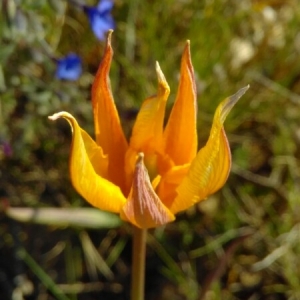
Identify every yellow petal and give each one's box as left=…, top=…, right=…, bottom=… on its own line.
left=129, top=62, right=170, bottom=152
left=170, top=86, right=249, bottom=214
left=49, top=112, right=126, bottom=213
left=120, top=153, right=175, bottom=229
left=125, top=63, right=170, bottom=182
left=163, top=41, right=198, bottom=168
left=92, top=30, right=128, bottom=191
left=80, top=129, right=108, bottom=177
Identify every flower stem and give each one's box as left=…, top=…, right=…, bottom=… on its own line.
left=131, top=226, right=147, bottom=300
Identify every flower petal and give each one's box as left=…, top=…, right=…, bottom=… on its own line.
left=92, top=30, right=128, bottom=192
left=125, top=63, right=170, bottom=182
left=49, top=112, right=126, bottom=213
left=170, top=86, right=249, bottom=214
left=55, top=53, right=82, bottom=81
left=157, top=164, right=190, bottom=208
left=163, top=41, right=198, bottom=168
left=85, top=0, right=115, bottom=41
left=130, top=62, right=170, bottom=152
left=97, top=0, right=114, bottom=13
left=90, top=14, right=114, bottom=41
left=120, top=153, right=175, bottom=229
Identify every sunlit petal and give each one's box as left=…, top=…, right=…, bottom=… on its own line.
left=80, top=129, right=108, bottom=177
left=170, top=86, right=249, bottom=214
left=121, top=153, right=175, bottom=229
left=162, top=41, right=198, bottom=168
left=129, top=62, right=170, bottom=152
left=92, top=30, right=128, bottom=191
left=157, top=164, right=190, bottom=209
left=126, top=62, right=170, bottom=181
left=49, top=112, right=126, bottom=213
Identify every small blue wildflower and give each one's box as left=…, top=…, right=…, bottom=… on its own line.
left=55, top=53, right=82, bottom=81
left=84, top=0, right=115, bottom=41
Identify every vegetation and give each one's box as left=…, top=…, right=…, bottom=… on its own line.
left=1, top=0, right=300, bottom=299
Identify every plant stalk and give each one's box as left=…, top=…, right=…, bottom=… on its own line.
left=131, top=226, right=147, bottom=300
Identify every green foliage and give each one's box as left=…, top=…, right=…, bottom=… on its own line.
left=1, top=0, right=300, bottom=299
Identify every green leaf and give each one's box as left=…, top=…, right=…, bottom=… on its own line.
left=6, top=207, right=122, bottom=229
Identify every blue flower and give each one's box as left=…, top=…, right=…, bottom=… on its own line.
left=55, top=53, right=82, bottom=81
left=84, top=0, right=115, bottom=41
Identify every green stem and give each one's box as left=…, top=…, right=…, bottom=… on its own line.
left=131, top=226, right=147, bottom=300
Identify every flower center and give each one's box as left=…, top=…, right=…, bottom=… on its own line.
left=143, top=151, right=158, bottom=182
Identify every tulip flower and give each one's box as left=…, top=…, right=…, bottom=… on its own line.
left=49, top=31, right=248, bottom=229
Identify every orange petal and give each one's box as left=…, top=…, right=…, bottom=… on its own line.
left=170, top=86, right=249, bottom=214
left=92, top=30, right=128, bottom=191
left=49, top=112, right=126, bottom=213
left=120, top=153, right=175, bottom=229
left=129, top=62, right=170, bottom=152
left=125, top=63, right=170, bottom=182
left=162, top=41, right=198, bottom=168
left=157, top=164, right=190, bottom=209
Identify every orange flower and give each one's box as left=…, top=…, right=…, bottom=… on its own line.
left=49, top=31, right=248, bottom=229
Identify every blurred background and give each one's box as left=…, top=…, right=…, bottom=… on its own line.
left=1, top=0, right=300, bottom=299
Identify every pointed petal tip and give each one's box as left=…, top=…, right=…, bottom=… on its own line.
left=107, top=29, right=113, bottom=43
left=182, top=40, right=193, bottom=67
left=155, top=61, right=162, bottom=75
left=238, top=84, right=250, bottom=95
left=48, top=114, right=57, bottom=121
left=155, top=61, right=169, bottom=92
left=155, top=62, right=165, bottom=82
left=103, top=30, right=113, bottom=57
left=221, top=85, right=250, bottom=122
left=234, top=85, right=250, bottom=99
left=48, top=111, right=71, bottom=121
left=136, top=152, right=144, bottom=163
